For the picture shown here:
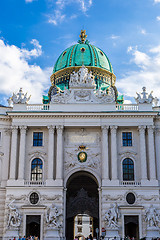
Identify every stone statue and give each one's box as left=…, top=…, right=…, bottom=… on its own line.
left=8, top=88, right=31, bottom=105
left=46, top=204, right=61, bottom=228
left=79, top=65, right=88, bottom=83
left=8, top=200, right=21, bottom=228
left=104, top=203, right=120, bottom=228
left=135, top=87, right=156, bottom=104
left=145, top=205, right=160, bottom=228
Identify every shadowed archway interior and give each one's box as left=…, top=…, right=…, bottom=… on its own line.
left=66, top=171, right=99, bottom=240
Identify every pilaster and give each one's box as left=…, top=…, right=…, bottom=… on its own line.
left=101, top=126, right=109, bottom=184
left=56, top=125, right=64, bottom=184
left=147, top=126, right=156, bottom=181
left=9, top=126, right=18, bottom=180
left=18, top=126, right=27, bottom=182
left=138, top=126, right=148, bottom=183
left=47, top=125, right=55, bottom=184
left=110, top=125, right=118, bottom=182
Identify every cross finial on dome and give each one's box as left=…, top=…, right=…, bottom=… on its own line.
left=79, top=30, right=87, bottom=43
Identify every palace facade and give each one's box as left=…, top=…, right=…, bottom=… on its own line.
left=0, top=31, right=160, bottom=240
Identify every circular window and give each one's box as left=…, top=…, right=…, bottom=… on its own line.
left=126, top=192, right=136, bottom=205
left=30, top=192, right=39, bottom=205
left=80, top=47, right=86, bottom=53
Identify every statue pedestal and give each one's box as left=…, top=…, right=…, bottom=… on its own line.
left=146, top=227, right=160, bottom=240
left=104, top=228, right=120, bottom=240
left=44, top=226, right=60, bottom=240
left=3, top=228, right=19, bottom=240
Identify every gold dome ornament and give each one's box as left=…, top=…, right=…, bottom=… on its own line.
left=78, top=151, right=87, bottom=163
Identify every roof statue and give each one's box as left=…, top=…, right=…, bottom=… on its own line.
left=135, top=86, right=158, bottom=104
left=8, top=88, right=31, bottom=106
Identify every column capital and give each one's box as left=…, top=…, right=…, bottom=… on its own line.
left=11, top=126, right=18, bottom=133
left=19, top=126, right=27, bottom=134
left=47, top=125, right=55, bottom=133
left=4, top=128, right=11, bottom=136
left=101, top=125, right=109, bottom=132
left=56, top=125, right=64, bottom=134
left=147, top=125, right=155, bottom=133
left=155, top=128, right=160, bottom=136
left=138, top=125, right=146, bottom=133
left=110, top=125, right=118, bottom=133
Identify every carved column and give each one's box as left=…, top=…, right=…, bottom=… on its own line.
left=18, top=126, right=27, bottom=180
left=110, top=126, right=118, bottom=180
left=138, top=126, right=147, bottom=180
left=155, top=128, right=160, bottom=181
left=47, top=125, right=55, bottom=180
left=147, top=126, right=156, bottom=180
left=56, top=125, right=64, bottom=179
left=101, top=126, right=109, bottom=180
left=9, top=126, right=18, bottom=180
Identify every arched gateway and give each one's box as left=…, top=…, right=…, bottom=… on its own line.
left=66, top=171, right=99, bottom=240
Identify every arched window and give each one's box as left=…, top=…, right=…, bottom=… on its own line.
left=31, top=158, right=43, bottom=181
left=123, top=158, right=134, bottom=181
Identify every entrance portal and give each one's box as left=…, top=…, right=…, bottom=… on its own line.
left=124, top=216, right=139, bottom=239
left=26, top=215, right=41, bottom=239
left=66, top=172, right=99, bottom=240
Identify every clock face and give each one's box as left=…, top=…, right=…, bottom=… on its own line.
left=78, top=151, right=87, bottom=162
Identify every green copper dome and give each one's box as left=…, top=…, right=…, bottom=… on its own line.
left=49, top=30, right=117, bottom=100
left=53, top=42, right=113, bottom=74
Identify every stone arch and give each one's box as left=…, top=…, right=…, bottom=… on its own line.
left=65, top=170, right=99, bottom=240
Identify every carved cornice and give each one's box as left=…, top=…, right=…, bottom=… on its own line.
left=7, top=112, right=157, bottom=119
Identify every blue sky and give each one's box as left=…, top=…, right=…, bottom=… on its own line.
left=0, top=0, right=160, bottom=104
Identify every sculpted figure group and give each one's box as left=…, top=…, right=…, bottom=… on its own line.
left=104, top=203, right=120, bottom=229
left=46, top=203, right=61, bottom=228
left=145, top=205, right=160, bottom=228
left=8, top=200, right=21, bottom=228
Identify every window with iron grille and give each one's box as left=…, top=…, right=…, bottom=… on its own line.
left=33, top=132, right=43, bottom=146
left=123, top=158, right=134, bottom=181
left=122, top=132, right=132, bottom=146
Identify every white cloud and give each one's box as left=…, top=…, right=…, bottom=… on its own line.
left=48, top=10, right=66, bottom=25
left=140, top=29, right=147, bottom=35
left=48, top=0, right=93, bottom=25
left=117, top=45, right=160, bottom=103
left=0, top=39, right=51, bottom=104
left=110, top=34, right=120, bottom=40
left=154, top=0, right=160, bottom=3
left=25, top=0, right=35, bottom=3
left=156, top=16, right=160, bottom=21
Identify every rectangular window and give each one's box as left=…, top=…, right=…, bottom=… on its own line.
left=77, top=227, right=82, bottom=233
left=122, top=132, right=132, bottom=146
left=33, top=132, right=43, bottom=146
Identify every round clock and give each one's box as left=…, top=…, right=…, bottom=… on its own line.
left=78, top=151, right=87, bottom=162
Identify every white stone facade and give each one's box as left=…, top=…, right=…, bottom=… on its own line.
left=0, top=69, right=160, bottom=240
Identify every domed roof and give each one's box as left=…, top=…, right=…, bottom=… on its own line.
left=50, top=30, right=116, bottom=97
left=53, top=42, right=113, bottom=74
